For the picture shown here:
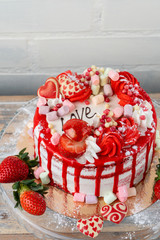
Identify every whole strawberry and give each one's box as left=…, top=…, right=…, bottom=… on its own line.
left=153, top=160, right=160, bottom=199
left=12, top=179, right=48, bottom=215
left=0, top=148, right=38, bottom=183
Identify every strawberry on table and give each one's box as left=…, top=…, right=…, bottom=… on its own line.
left=12, top=179, right=48, bottom=216
left=0, top=148, right=38, bottom=183
left=154, top=159, right=160, bottom=199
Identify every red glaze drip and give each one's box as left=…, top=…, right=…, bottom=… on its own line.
left=47, top=150, right=53, bottom=183
left=37, top=127, right=43, bottom=166
left=143, top=140, right=152, bottom=180
left=62, top=162, right=69, bottom=192
left=113, top=160, right=124, bottom=193
left=74, top=166, right=83, bottom=193
left=95, top=166, right=104, bottom=196
left=130, top=153, right=137, bottom=187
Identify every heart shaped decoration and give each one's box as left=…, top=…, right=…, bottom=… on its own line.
left=57, top=71, right=91, bottom=102
left=101, top=202, right=128, bottom=224
left=37, top=77, right=59, bottom=99
left=77, top=215, right=103, bottom=238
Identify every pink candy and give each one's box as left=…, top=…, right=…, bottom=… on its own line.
left=46, top=111, right=58, bottom=122
left=127, top=187, right=136, bottom=197
left=91, top=75, right=100, bottom=85
left=34, top=167, right=45, bottom=179
left=51, top=132, right=61, bottom=146
left=108, top=70, right=119, bottom=81
left=113, top=106, right=124, bottom=119
left=39, top=105, right=50, bottom=115
left=37, top=97, right=47, bottom=107
left=73, top=193, right=85, bottom=203
left=124, top=104, right=133, bottom=118
left=63, top=100, right=75, bottom=112
left=27, top=127, right=33, bottom=138
left=85, top=195, right=98, bottom=204
left=92, top=94, right=104, bottom=105
left=57, top=105, right=70, bottom=117
left=104, top=84, right=113, bottom=97
left=116, top=185, right=128, bottom=203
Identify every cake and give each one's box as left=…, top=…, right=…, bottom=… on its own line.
left=33, top=66, right=157, bottom=199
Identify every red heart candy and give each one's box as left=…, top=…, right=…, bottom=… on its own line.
left=37, top=77, right=59, bottom=99
left=89, top=233, right=94, bottom=238
left=83, top=225, right=88, bottom=230
left=93, top=227, right=97, bottom=232
left=82, top=220, right=87, bottom=225
left=89, top=222, right=94, bottom=227
left=101, top=202, right=128, bottom=224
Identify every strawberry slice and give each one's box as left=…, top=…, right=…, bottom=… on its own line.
left=63, top=119, right=92, bottom=141
left=58, top=134, right=86, bottom=159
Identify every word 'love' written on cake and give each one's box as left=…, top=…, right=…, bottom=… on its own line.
left=60, top=107, right=96, bottom=131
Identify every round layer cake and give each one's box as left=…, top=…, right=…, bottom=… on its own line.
left=33, top=66, right=157, bottom=197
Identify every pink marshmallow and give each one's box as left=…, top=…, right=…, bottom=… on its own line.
left=57, top=105, right=70, bottom=117
left=127, top=187, right=136, bottom=197
left=85, top=195, right=98, bottom=204
left=91, top=75, right=100, bottom=85
left=73, top=193, right=85, bottom=203
left=92, top=94, right=104, bottom=105
left=108, top=70, right=119, bottom=81
left=63, top=100, right=75, bottom=112
left=113, top=106, right=124, bottom=119
left=46, top=111, right=58, bottom=121
left=37, top=97, right=47, bottom=107
left=116, top=185, right=128, bottom=202
left=51, top=132, right=61, bottom=146
left=104, top=84, right=113, bottom=97
left=27, top=127, right=33, bottom=138
left=34, top=167, right=45, bottom=179
left=124, top=104, right=133, bottom=118
left=39, top=105, right=50, bottom=115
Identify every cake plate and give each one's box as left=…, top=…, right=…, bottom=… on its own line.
left=0, top=98, right=160, bottom=240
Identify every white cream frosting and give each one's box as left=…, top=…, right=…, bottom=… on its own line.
left=132, top=100, right=153, bottom=133
left=156, top=130, right=160, bottom=150
left=76, top=136, right=101, bottom=164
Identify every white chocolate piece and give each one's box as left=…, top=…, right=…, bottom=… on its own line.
left=104, top=191, right=117, bottom=205
left=40, top=171, right=50, bottom=184
left=92, top=94, right=104, bottom=105
left=100, top=74, right=109, bottom=86
left=91, top=84, right=100, bottom=95
left=48, top=98, right=59, bottom=108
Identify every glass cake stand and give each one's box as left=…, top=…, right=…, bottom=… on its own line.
left=0, top=97, right=160, bottom=240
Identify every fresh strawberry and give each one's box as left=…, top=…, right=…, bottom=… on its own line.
left=63, top=119, right=92, bottom=141
left=154, top=180, right=160, bottom=199
left=0, top=148, right=38, bottom=183
left=153, top=160, right=160, bottom=199
left=58, top=134, right=86, bottom=158
left=12, top=179, right=48, bottom=215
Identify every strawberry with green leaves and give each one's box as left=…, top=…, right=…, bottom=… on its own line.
left=0, top=148, right=38, bottom=183
left=12, top=179, right=48, bottom=215
left=154, top=158, right=160, bottom=199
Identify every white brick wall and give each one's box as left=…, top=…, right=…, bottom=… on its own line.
left=0, top=0, right=160, bottom=95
